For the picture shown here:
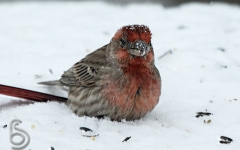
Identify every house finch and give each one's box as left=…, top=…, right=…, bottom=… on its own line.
left=0, top=25, right=161, bottom=121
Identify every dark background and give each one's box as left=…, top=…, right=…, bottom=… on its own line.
left=0, top=0, right=240, bottom=7
left=105, top=0, right=240, bottom=7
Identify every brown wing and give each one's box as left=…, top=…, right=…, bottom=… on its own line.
left=60, top=44, right=108, bottom=87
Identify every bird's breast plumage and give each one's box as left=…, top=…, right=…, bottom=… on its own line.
left=101, top=56, right=161, bottom=120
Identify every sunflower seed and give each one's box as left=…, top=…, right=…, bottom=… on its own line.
left=122, top=136, right=131, bottom=142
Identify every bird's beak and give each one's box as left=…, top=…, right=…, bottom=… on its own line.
left=128, top=40, right=151, bottom=57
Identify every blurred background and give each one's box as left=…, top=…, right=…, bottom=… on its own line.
left=0, top=0, right=240, bottom=7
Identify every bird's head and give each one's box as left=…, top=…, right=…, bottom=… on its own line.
left=107, top=25, right=154, bottom=65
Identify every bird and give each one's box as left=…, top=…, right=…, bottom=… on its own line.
left=0, top=25, right=161, bottom=121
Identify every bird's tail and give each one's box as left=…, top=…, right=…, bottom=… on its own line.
left=0, top=84, right=67, bottom=102
left=38, top=80, right=62, bottom=86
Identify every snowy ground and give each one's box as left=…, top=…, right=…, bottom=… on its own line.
left=0, top=1, right=240, bottom=150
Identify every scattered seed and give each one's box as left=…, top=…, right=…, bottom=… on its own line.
left=90, top=136, right=95, bottom=141
left=85, top=49, right=91, bottom=53
left=80, top=127, right=93, bottom=132
left=204, top=120, right=211, bottom=124
left=220, top=65, right=227, bottom=68
left=178, top=25, right=186, bottom=29
left=35, top=75, right=42, bottom=79
left=3, top=125, right=7, bottom=128
left=31, top=125, right=35, bottom=129
left=195, top=115, right=201, bottom=118
left=195, top=112, right=212, bottom=118
left=49, top=69, right=53, bottom=74
left=220, top=136, right=233, bottom=144
left=82, top=134, right=99, bottom=137
left=220, top=141, right=230, bottom=144
left=48, top=147, right=54, bottom=150
left=217, top=47, right=225, bottom=52
left=80, top=127, right=99, bottom=137
left=220, top=136, right=233, bottom=142
left=122, top=136, right=131, bottom=142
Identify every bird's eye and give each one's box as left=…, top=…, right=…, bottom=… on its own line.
left=120, top=38, right=126, bottom=46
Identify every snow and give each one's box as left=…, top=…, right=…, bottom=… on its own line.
left=0, top=1, right=240, bottom=150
